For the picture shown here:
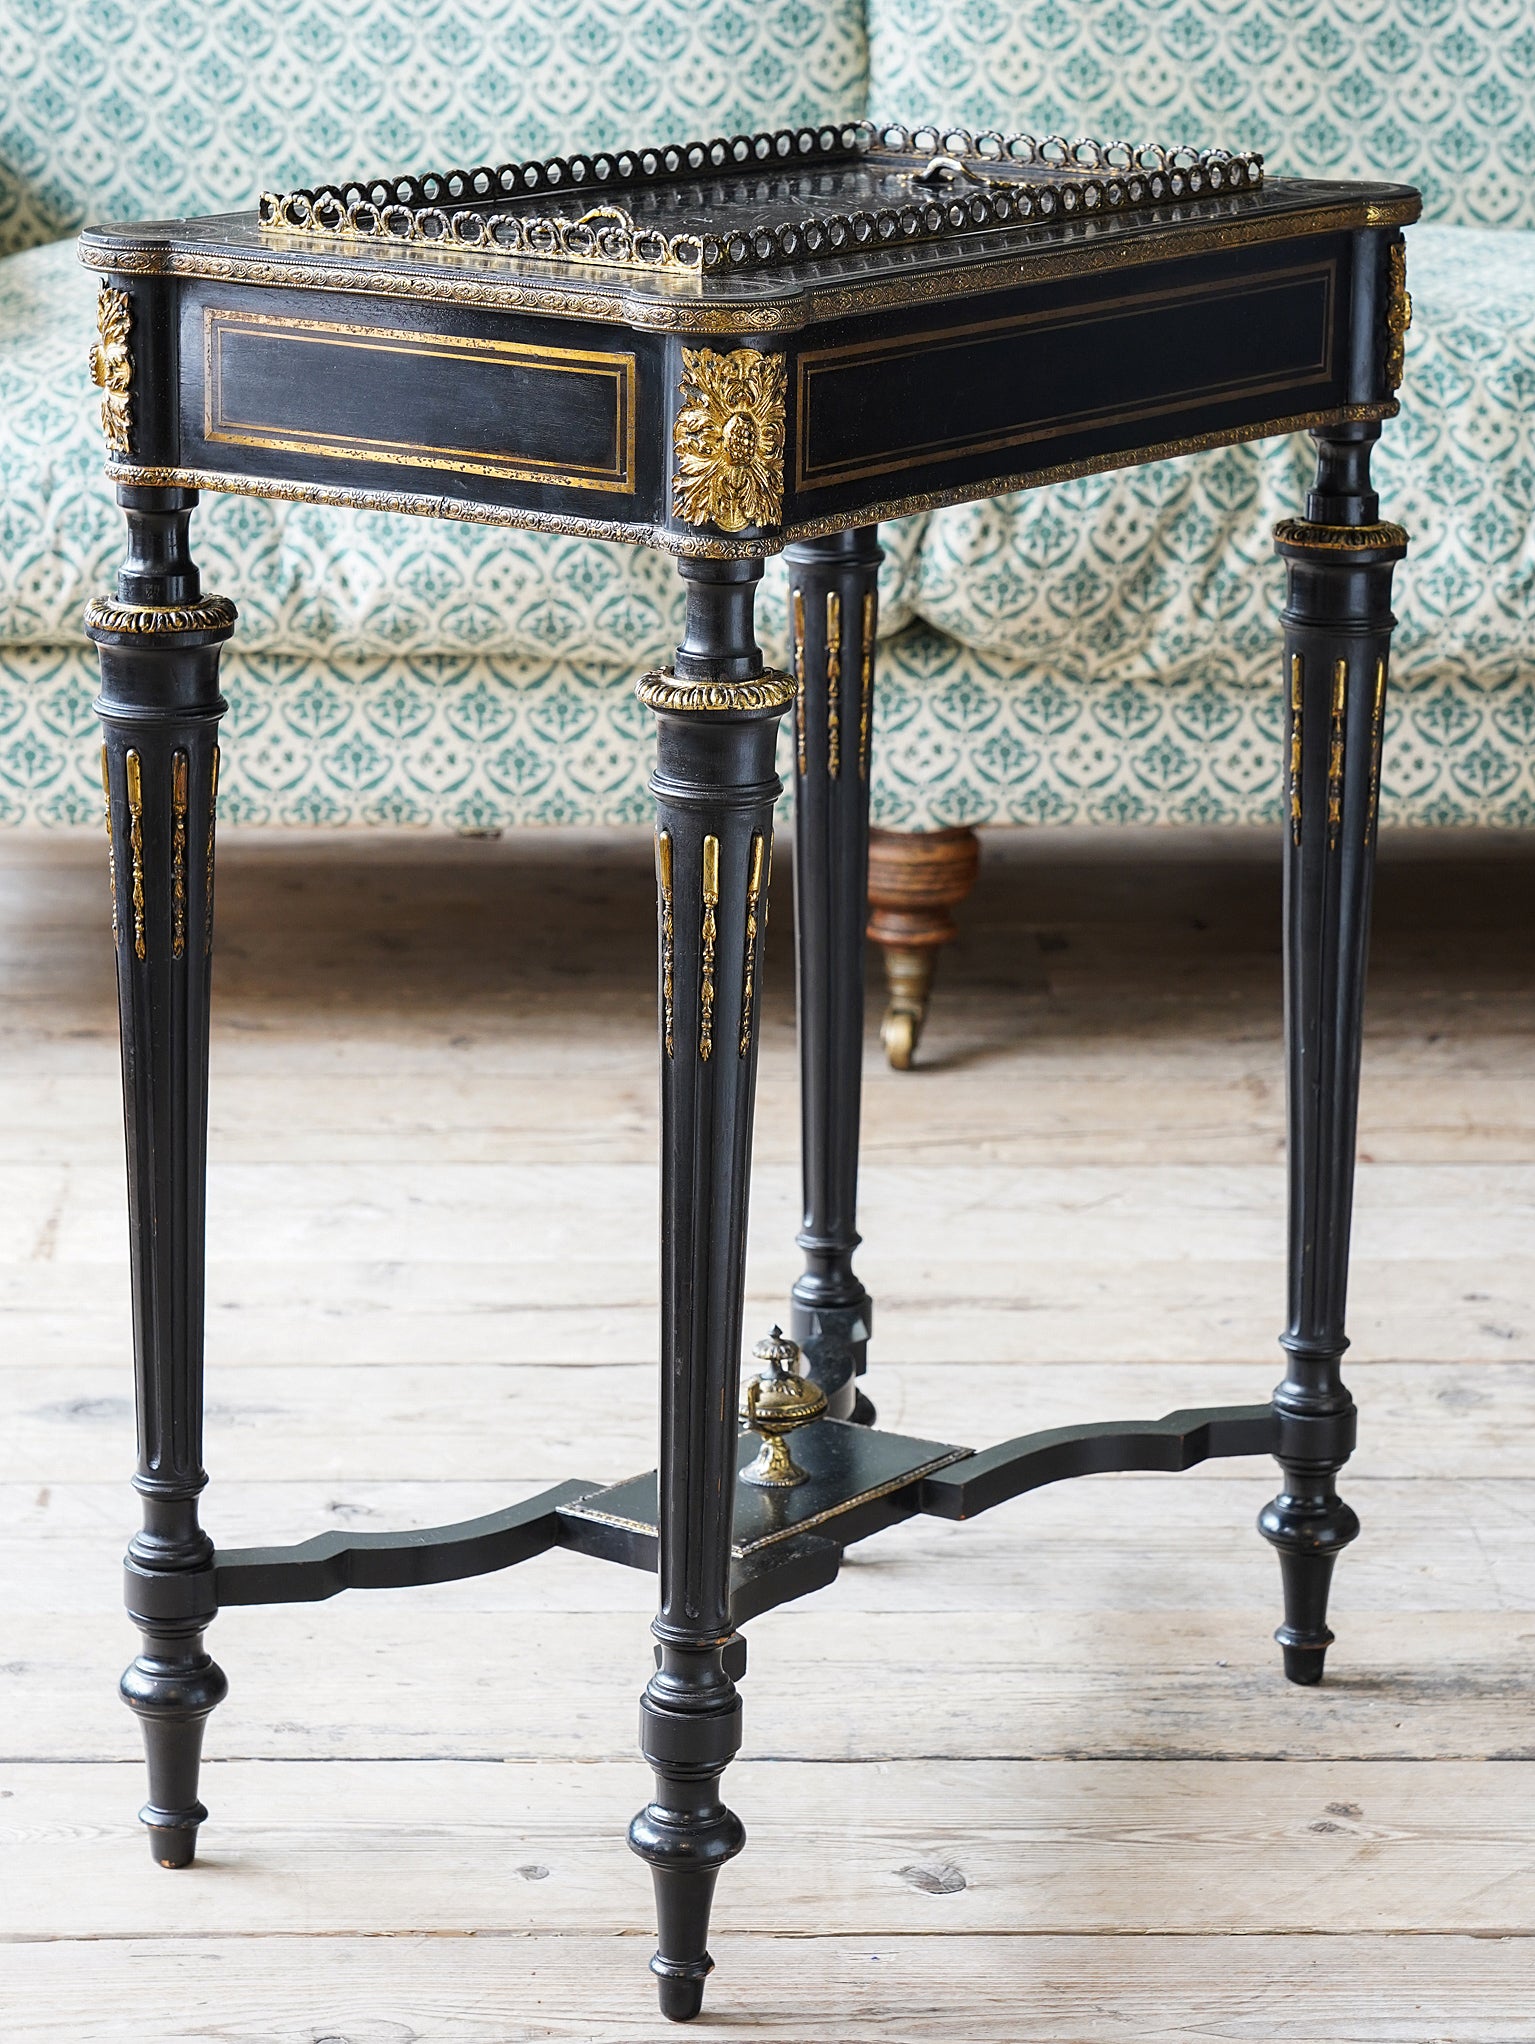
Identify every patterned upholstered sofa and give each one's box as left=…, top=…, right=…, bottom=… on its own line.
left=3, top=1, right=1532, bottom=1053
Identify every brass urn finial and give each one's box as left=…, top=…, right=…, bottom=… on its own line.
left=739, top=1326, right=827, bottom=1489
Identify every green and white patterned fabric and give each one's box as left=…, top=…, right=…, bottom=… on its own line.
left=1, top=0, right=1532, bottom=830
left=0, top=0, right=868, bottom=258
left=868, top=0, right=1535, bottom=231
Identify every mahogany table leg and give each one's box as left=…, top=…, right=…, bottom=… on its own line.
left=629, top=560, right=791, bottom=2022
left=1262, top=422, right=1407, bottom=1685
left=85, top=486, right=234, bottom=1863
left=784, top=529, right=882, bottom=1423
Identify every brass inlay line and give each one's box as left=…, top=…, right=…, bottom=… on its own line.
left=105, top=399, right=1399, bottom=560
left=859, top=589, right=876, bottom=779
left=699, top=835, right=720, bottom=1063
left=100, top=746, right=118, bottom=945
left=792, top=589, right=807, bottom=776
left=1289, top=653, right=1304, bottom=846
left=205, top=746, right=220, bottom=957
left=170, top=751, right=189, bottom=959
left=739, top=831, right=766, bottom=1059
left=1367, top=656, right=1388, bottom=838
left=1327, top=658, right=1348, bottom=848
left=656, top=830, right=675, bottom=1060
left=125, top=750, right=146, bottom=962
left=796, top=260, right=1336, bottom=491
left=204, top=309, right=637, bottom=493
left=825, top=589, right=842, bottom=780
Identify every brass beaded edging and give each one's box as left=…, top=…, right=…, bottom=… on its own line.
left=79, top=193, right=1419, bottom=336
left=656, top=829, right=675, bottom=1060
left=100, top=746, right=119, bottom=945
left=739, top=831, right=766, bottom=1059
left=170, top=751, right=189, bottom=959
left=124, top=749, right=146, bottom=962
left=1273, top=518, right=1409, bottom=552
left=699, top=835, right=720, bottom=1064
left=84, top=594, right=240, bottom=635
left=636, top=667, right=795, bottom=713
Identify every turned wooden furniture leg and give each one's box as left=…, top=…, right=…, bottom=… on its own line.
left=85, top=486, right=234, bottom=1863
left=628, top=560, right=791, bottom=2022
left=1261, top=421, right=1407, bottom=1684
left=867, top=825, right=980, bottom=1069
left=784, top=528, right=881, bottom=1422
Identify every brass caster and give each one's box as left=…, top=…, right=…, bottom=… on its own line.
left=881, top=1002, right=918, bottom=1070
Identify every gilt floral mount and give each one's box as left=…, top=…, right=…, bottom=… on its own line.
left=258, top=119, right=1265, bottom=278
left=673, top=349, right=786, bottom=533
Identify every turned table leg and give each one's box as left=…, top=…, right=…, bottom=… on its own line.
left=784, top=529, right=881, bottom=1422
left=629, top=560, right=791, bottom=2022
left=85, top=486, right=234, bottom=1862
left=867, top=826, right=980, bottom=1069
left=1262, top=423, right=1407, bottom=1684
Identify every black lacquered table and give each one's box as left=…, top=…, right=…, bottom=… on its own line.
left=78, top=119, right=1419, bottom=2022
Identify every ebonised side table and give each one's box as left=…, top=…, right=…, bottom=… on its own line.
left=78, top=119, right=1419, bottom=2022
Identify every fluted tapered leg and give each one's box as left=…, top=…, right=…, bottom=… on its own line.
left=784, top=528, right=881, bottom=1422
left=1262, top=425, right=1406, bottom=1684
left=629, top=560, right=791, bottom=2021
left=86, top=486, right=234, bottom=1862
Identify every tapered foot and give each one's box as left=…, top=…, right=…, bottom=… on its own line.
left=850, top=1389, right=878, bottom=1427
left=121, top=1635, right=227, bottom=1864
left=1259, top=1490, right=1359, bottom=1685
left=631, top=1770, right=743, bottom=2024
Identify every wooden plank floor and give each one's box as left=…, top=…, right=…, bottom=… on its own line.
left=2, top=824, right=1532, bottom=2041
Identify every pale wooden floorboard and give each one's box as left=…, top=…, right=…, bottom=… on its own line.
left=1, top=826, right=1532, bottom=2039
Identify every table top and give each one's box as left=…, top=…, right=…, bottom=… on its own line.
left=81, top=119, right=1416, bottom=338
left=78, top=121, right=1419, bottom=557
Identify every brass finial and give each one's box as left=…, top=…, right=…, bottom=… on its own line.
left=739, top=1326, right=827, bottom=1488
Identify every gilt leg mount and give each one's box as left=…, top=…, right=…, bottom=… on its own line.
left=1264, top=425, right=1406, bottom=1685
left=867, top=826, right=980, bottom=1069
left=86, top=485, right=234, bottom=1865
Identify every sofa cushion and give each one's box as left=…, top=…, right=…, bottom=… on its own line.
left=868, top=0, right=1535, bottom=230
left=0, top=0, right=868, bottom=257
left=0, top=236, right=927, bottom=660
left=906, top=225, right=1535, bottom=739
left=6, top=613, right=1530, bottom=833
